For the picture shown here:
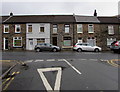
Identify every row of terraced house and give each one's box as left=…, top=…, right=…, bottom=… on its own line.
left=0, top=12, right=120, bottom=51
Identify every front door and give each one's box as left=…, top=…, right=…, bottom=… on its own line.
left=28, top=39, right=33, bottom=50
left=4, top=38, right=9, bottom=50
left=52, top=37, right=57, bottom=46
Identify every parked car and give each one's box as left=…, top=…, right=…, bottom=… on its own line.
left=73, top=43, right=102, bottom=52
left=110, top=41, right=120, bottom=53
left=34, top=43, right=61, bottom=52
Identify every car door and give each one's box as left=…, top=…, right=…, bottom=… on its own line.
left=81, top=44, right=87, bottom=50
left=45, top=43, right=52, bottom=51
left=86, top=44, right=94, bottom=51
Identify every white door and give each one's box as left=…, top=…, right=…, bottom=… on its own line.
left=28, top=39, right=33, bottom=50
left=4, top=38, right=9, bottom=50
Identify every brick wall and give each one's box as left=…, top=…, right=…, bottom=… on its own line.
left=2, top=24, right=26, bottom=50
left=0, top=24, right=2, bottom=50
left=51, top=23, right=74, bottom=48
left=99, top=24, right=120, bottom=50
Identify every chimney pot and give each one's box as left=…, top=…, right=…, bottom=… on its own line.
left=94, top=10, right=97, bottom=16
left=10, top=12, right=13, bottom=16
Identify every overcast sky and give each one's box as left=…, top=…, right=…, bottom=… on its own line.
left=1, top=0, right=120, bottom=16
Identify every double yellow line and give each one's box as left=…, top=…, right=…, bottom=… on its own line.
left=1, top=71, right=20, bottom=90
left=107, top=59, right=120, bottom=67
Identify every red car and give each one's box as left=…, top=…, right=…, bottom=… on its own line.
left=110, top=41, right=120, bottom=53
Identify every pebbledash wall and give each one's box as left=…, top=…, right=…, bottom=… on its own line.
left=1, top=14, right=120, bottom=51
left=26, top=23, right=50, bottom=50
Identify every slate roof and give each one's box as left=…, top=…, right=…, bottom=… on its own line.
left=97, top=17, right=119, bottom=24
left=1, top=14, right=120, bottom=24
left=75, top=15, right=100, bottom=23
left=2, top=15, right=75, bottom=23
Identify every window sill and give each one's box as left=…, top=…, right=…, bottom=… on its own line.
left=15, top=32, right=21, bottom=34
left=13, top=46, right=22, bottom=48
left=3, top=32, right=9, bottom=34
left=108, top=34, right=114, bottom=35
left=88, top=32, right=94, bottom=34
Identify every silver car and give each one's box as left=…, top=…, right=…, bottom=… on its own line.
left=34, top=43, right=61, bottom=52
left=73, top=43, right=102, bottom=52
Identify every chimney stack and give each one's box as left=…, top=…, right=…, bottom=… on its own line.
left=94, top=10, right=97, bottom=16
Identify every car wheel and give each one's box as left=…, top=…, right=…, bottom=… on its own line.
left=36, top=48, right=41, bottom=52
left=77, top=48, right=82, bottom=52
left=52, top=48, right=57, bottom=52
left=94, top=48, right=99, bottom=52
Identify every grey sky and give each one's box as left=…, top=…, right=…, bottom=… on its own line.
left=1, top=1, right=120, bottom=16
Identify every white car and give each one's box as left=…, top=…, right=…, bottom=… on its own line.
left=73, top=43, right=102, bottom=52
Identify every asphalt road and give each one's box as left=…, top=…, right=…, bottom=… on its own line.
left=2, top=51, right=120, bottom=61
left=1, top=51, right=120, bottom=91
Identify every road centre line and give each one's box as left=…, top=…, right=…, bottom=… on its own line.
left=63, top=59, right=82, bottom=75
left=25, top=60, right=33, bottom=63
left=46, top=59, right=55, bottom=61
left=89, top=59, right=98, bottom=61
left=58, top=59, right=64, bottom=61
left=79, top=59, right=87, bottom=61
left=34, top=59, right=44, bottom=62
left=25, top=59, right=109, bottom=63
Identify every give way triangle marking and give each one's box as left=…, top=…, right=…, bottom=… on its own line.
left=37, top=67, right=62, bottom=92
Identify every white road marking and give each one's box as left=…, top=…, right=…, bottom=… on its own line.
left=63, top=59, right=82, bottom=75
left=89, top=59, right=98, bottom=61
left=46, top=59, right=55, bottom=61
left=79, top=59, right=87, bottom=61
left=58, top=59, right=64, bottom=61
left=25, top=60, right=33, bottom=63
left=100, top=59, right=108, bottom=61
left=35, top=59, right=44, bottom=62
left=37, top=67, right=62, bottom=91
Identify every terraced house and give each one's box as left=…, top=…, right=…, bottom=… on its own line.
left=74, top=15, right=101, bottom=47
left=1, top=13, right=120, bottom=51
left=2, top=13, right=26, bottom=50
left=50, top=15, right=75, bottom=49
left=98, top=16, right=120, bottom=50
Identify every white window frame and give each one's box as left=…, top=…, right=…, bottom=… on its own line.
left=108, top=25, right=114, bottom=35
left=78, top=38, right=83, bottom=43
left=88, top=24, right=94, bottom=33
left=107, top=38, right=116, bottom=46
left=78, top=39, right=83, bottom=43
left=37, top=38, right=45, bottom=44
left=15, top=25, right=21, bottom=33
left=4, top=25, right=9, bottom=33
left=77, top=24, right=83, bottom=33
left=13, top=37, right=22, bottom=47
left=65, top=24, right=70, bottom=33
left=27, top=25, right=32, bottom=33
left=53, top=24, right=57, bottom=33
